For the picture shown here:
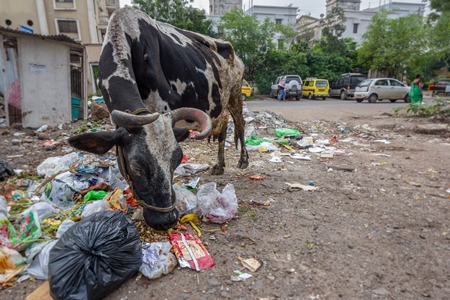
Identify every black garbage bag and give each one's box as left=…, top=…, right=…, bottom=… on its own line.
left=0, top=160, right=15, bottom=181
left=48, top=211, right=142, bottom=300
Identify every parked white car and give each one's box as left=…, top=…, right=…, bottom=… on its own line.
left=354, top=78, right=411, bottom=103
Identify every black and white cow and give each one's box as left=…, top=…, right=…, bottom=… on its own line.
left=68, top=7, right=249, bottom=230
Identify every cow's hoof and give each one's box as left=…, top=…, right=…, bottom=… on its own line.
left=237, top=159, right=249, bottom=169
left=211, top=164, right=224, bottom=175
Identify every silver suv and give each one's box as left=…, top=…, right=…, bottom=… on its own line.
left=269, top=75, right=303, bottom=100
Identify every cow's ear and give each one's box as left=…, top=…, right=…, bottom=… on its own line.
left=68, top=129, right=126, bottom=154
left=173, top=127, right=190, bottom=142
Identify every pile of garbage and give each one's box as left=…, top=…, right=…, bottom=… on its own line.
left=1, top=109, right=423, bottom=297
left=0, top=151, right=241, bottom=298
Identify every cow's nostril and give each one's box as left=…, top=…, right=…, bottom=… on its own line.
left=143, top=208, right=178, bottom=231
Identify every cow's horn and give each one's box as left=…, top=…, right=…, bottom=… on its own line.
left=111, top=110, right=160, bottom=128
left=171, top=108, right=212, bottom=140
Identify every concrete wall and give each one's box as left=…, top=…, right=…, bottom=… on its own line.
left=247, top=6, right=298, bottom=25
left=19, top=37, right=71, bottom=128
left=0, top=0, right=40, bottom=32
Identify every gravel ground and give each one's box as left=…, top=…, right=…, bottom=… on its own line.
left=1, top=98, right=449, bottom=300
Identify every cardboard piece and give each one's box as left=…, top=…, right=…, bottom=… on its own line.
left=26, top=281, right=52, bottom=300
left=320, top=153, right=334, bottom=159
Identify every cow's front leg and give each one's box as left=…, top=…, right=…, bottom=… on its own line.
left=211, top=126, right=227, bottom=175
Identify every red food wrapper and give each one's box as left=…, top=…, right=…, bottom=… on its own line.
left=169, top=232, right=215, bottom=271
left=248, top=175, right=264, bottom=181
left=329, top=135, right=337, bottom=143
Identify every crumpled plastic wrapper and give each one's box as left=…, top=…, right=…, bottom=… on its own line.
left=139, top=242, right=177, bottom=279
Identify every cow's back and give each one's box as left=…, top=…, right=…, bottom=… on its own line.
left=101, top=7, right=244, bottom=137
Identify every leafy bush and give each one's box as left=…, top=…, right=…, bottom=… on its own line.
left=393, top=97, right=450, bottom=117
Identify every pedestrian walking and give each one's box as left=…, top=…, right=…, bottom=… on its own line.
left=278, top=76, right=286, bottom=102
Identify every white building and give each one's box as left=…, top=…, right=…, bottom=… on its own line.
left=297, top=0, right=426, bottom=45
left=206, top=4, right=298, bottom=49
left=245, top=5, right=298, bottom=25
left=209, top=0, right=242, bottom=15
left=245, top=5, right=299, bottom=49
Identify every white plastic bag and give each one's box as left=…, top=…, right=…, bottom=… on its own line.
left=139, top=242, right=177, bottom=280
left=81, top=200, right=108, bottom=219
left=174, top=164, right=209, bottom=176
left=173, top=184, right=198, bottom=215
left=37, top=152, right=80, bottom=178
left=17, top=202, right=59, bottom=223
left=56, top=219, right=76, bottom=238
left=40, top=171, right=92, bottom=209
left=259, top=142, right=278, bottom=152
left=197, top=182, right=238, bottom=223
left=27, top=240, right=58, bottom=280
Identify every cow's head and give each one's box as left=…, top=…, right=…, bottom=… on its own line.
left=68, top=107, right=211, bottom=230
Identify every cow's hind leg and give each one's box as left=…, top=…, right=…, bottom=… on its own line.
left=229, top=102, right=249, bottom=170
left=211, top=125, right=227, bottom=175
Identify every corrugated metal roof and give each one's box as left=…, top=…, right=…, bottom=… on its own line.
left=0, top=26, right=83, bottom=47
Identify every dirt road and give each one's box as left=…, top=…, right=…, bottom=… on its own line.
left=1, top=96, right=449, bottom=300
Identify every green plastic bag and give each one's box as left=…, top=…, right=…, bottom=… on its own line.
left=274, top=128, right=301, bottom=138
left=245, top=136, right=274, bottom=146
left=84, top=190, right=109, bottom=201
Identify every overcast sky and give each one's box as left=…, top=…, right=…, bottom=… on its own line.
left=119, top=0, right=426, bottom=19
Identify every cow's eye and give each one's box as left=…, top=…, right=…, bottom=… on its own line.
left=130, top=161, right=143, bottom=176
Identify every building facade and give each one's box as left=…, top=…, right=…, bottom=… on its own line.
left=297, top=1, right=425, bottom=45
left=245, top=5, right=298, bottom=49
left=209, top=0, right=242, bottom=16
left=0, top=0, right=120, bottom=93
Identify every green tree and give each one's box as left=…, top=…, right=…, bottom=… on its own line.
left=132, top=0, right=214, bottom=36
left=319, top=6, right=347, bottom=55
left=218, top=9, right=277, bottom=80
left=358, top=10, right=426, bottom=78
left=426, top=11, right=450, bottom=77
left=428, top=0, right=450, bottom=13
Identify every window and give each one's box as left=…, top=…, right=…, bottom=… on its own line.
left=57, top=20, right=78, bottom=33
left=353, top=23, right=359, bottom=34
left=316, top=80, right=328, bottom=87
left=390, top=80, right=403, bottom=86
left=375, top=79, right=388, bottom=86
left=275, top=19, right=282, bottom=25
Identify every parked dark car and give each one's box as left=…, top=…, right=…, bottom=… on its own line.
left=429, top=80, right=450, bottom=96
left=329, top=73, right=367, bottom=100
